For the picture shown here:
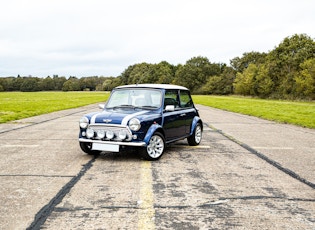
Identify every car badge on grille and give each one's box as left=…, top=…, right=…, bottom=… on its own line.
left=103, top=119, right=112, bottom=123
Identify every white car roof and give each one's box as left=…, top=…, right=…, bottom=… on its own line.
left=115, top=84, right=189, bottom=90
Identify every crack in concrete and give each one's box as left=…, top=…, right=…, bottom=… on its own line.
left=206, top=123, right=315, bottom=190
left=26, top=155, right=98, bottom=230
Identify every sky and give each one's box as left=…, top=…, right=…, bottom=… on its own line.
left=0, top=0, right=314, bottom=78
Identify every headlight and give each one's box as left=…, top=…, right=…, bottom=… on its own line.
left=129, top=118, right=141, bottom=131
left=79, top=117, right=89, bottom=129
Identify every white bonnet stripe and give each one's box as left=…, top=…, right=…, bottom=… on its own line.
left=90, top=113, right=99, bottom=124
left=121, top=111, right=148, bottom=125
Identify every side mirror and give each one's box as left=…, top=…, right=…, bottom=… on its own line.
left=165, top=105, right=175, bottom=112
left=98, top=104, right=105, bottom=109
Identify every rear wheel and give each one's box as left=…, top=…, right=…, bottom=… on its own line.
left=140, top=132, right=165, bottom=161
left=187, top=123, right=202, bottom=146
left=79, top=142, right=101, bottom=155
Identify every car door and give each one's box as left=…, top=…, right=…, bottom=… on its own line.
left=179, top=90, right=195, bottom=135
left=162, top=90, right=186, bottom=141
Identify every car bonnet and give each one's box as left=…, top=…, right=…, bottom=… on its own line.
left=90, top=109, right=152, bottom=125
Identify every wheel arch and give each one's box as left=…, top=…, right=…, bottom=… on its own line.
left=143, top=124, right=165, bottom=145
left=190, top=117, right=203, bottom=135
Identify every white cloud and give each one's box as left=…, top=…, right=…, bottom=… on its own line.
left=0, top=0, right=314, bottom=77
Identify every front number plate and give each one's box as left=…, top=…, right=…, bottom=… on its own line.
left=92, top=143, right=119, bottom=152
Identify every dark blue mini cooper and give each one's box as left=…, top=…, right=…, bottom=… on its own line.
left=79, top=84, right=203, bottom=160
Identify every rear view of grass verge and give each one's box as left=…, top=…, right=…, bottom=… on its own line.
left=193, top=95, right=315, bottom=129
left=0, top=92, right=109, bottom=123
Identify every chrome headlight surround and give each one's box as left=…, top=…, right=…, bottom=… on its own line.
left=79, top=116, right=89, bottom=129
left=129, top=118, right=141, bottom=131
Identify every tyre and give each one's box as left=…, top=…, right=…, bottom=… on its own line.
left=187, top=123, right=202, bottom=146
left=79, top=142, right=101, bottom=155
left=140, top=132, right=165, bottom=161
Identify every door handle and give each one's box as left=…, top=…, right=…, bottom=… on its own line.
left=180, top=113, right=186, bottom=117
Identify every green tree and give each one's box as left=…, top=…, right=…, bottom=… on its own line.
left=294, top=58, right=315, bottom=99
left=233, top=63, right=258, bottom=95
left=62, top=77, right=80, bottom=91
left=41, top=76, right=55, bottom=91
left=20, top=77, right=40, bottom=92
left=53, top=75, right=67, bottom=90
left=201, top=66, right=235, bottom=95
left=79, top=77, right=99, bottom=91
left=0, top=78, right=7, bottom=91
left=254, top=64, right=274, bottom=98
left=267, top=34, right=315, bottom=98
left=12, top=75, right=24, bottom=91
left=119, top=64, right=137, bottom=85
left=201, top=75, right=222, bottom=94
left=2, top=77, right=15, bottom=91
left=128, top=63, right=156, bottom=84
left=173, top=56, right=221, bottom=93
left=230, top=51, right=267, bottom=73
left=155, top=61, right=176, bottom=84
left=234, top=63, right=274, bottom=97
left=102, top=77, right=122, bottom=91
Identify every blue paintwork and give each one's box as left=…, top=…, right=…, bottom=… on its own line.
left=79, top=84, right=203, bottom=149
left=143, top=123, right=163, bottom=144
left=190, top=116, right=203, bottom=135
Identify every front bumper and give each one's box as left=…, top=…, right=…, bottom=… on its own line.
left=79, top=138, right=146, bottom=147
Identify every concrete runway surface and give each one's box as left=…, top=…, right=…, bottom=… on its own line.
left=0, top=103, right=314, bottom=229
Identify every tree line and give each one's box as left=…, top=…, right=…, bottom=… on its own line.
left=0, top=33, right=314, bottom=100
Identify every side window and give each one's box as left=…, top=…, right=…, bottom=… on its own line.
left=179, top=90, right=193, bottom=108
left=164, top=90, right=179, bottom=109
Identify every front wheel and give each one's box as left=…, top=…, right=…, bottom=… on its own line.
left=79, top=142, right=101, bottom=155
left=187, top=123, right=202, bottom=146
left=140, top=132, right=165, bottom=161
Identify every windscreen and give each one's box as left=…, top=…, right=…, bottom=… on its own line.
left=106, top=88, right=162, bottom=109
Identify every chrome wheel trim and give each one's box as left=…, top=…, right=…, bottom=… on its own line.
left=195, top=125, right=202, bottom=144
left=147, top=135, right=164, bottom=158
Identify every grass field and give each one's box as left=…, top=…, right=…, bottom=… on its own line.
left=193, top=95, right=315, bottom=129
left=0, top=92, right=314, bottom=128
left=0, top=91, right=109, bottom=123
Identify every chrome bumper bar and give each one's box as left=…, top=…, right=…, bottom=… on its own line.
left=79, top=138, right=146, bottom=147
